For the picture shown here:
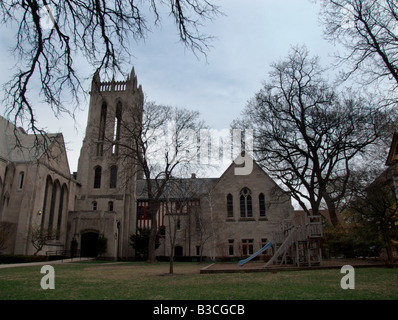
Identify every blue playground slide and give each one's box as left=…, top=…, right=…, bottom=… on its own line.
left=238, top=242, right=273, bottom=267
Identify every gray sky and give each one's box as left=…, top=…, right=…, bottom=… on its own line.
left=0, top=0, right=336, bottom=175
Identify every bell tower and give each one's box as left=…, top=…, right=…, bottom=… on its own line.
left=70, top=67, right=144, bottom=259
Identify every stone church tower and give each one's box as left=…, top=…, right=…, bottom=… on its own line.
left=67, top=68, right=144, bottom=259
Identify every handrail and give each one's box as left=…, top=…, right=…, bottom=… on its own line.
left=46, top=249, right=81, bottom=257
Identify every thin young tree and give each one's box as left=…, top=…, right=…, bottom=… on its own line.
left=162, top=177, right=202, bottom=274
left=29, top=225, right=59, bottom=255
left=114, top=101, right=205, bottom=262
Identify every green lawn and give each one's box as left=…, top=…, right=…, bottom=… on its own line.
left=0, top=261, right=397, bottom=300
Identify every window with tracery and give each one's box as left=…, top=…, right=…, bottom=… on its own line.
left=259, top=193, right=266, bottom=217
left=94, top=166, right=102, bottom=189
left=239, top=187, right=252, bottom=217
left=227, top=193, right=233, bottom=217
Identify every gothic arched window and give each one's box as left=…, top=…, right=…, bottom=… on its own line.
left=112, top=102, right=122, bottom=155
left=99, top=103, right=107, bottom=140
left=227, top=193, right=233, bottom=217
left=110, top=165, right=117, bottom=188
left=240, top=187, right=252, bottom=218
left=259, top=193, right=266, bottom=217
left=94, top=166, right=102, bottom=189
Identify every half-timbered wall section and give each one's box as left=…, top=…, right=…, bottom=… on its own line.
left=137, top=200, right=201, bottom=232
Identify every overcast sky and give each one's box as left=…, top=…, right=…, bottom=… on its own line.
left=0, top=0, right=336, bottom=175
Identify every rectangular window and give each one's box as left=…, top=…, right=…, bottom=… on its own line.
left=138, top=205, right=151, bottom=219
left=261, top=238, right=269, bottom=255
left=242, top=239, right=253, bottom=256
left=94, top=166, right=102, bottom=189
left=138, top=206, right=144, bottom=218
left=227, top=194, right=233, bottom=217
left=110, top=166, right=117, bottom=188
left=228, top=239, right=234, bottom=256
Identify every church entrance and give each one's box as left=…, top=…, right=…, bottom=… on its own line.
left=174, top=245, right=183, bottom=257
left=81, top=232, right=99, bottom=257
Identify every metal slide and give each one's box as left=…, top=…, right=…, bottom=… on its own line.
left=238, top=242, right=273, bottom=267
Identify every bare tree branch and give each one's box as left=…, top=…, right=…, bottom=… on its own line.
left=320, top=0, right=398, bottom=97
left=236, top=45, right=393, bottom=226
left=0, top=0, right=221, bottom=138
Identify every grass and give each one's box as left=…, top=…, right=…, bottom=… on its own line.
left=0, top=261, right=397, bottom=300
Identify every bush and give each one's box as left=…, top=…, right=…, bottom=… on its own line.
left=0, top=254, right=48, bottom=264
left=96, top=235, right=107, bottom=257
left=322, top=223, right=382, bottom=259
left=129, top=228, right=160, bottom=260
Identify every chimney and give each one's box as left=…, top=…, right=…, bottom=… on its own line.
left=191, top=173, right=196, bottom=179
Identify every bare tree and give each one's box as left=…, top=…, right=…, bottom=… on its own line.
left=115, top=101, right=205, bottom=262
left=198, top=182, right=217, bottom=262
left=235, top=46, right=391, bottom=227
left=0, top=1, right=221, bottom=136
left=348, top=177, right=398, bottom=265
left=192, top=201, right=213, bottom=263
left=29, top=225, right=59, bottom=255
left=165, top=177, right=215, bottom=269
left=162, top=177, right=202, bottom=274
left=320, top=0, right=398, bottom=98
left=0, top=222, right=14, bottom=253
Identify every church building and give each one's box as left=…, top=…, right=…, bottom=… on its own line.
left=0, top=68, right=294, bottom=260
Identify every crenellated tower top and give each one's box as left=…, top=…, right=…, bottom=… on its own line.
left=91, top=67, right=143, bottom=94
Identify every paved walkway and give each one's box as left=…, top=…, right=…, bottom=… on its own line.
left=0, top=257, right=94, bottom=269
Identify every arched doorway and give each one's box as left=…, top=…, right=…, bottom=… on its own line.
left=174, top=245, right=183, bottom=257
left=81, top=232, right=99, bottom=257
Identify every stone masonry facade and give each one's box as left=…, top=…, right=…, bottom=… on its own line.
left=0, top=67, right=294, bottom=260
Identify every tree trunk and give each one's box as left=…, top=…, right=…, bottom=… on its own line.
left=147, top=222, right=157, bottom=263
left=147, top=204, right=157, bottom=263
left=147, top=199, right=161, bottom=263
left=383, top=232, right=394, bottom=265
left=169, top=255, right=174, bottom=274
left=322, top=192, right=339, bottom=227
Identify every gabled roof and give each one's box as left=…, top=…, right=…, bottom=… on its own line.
left=135, top=153, right=288, bottom=201
left=386, top=132, right=398, bottom=166
left=0, top=115, right=59, bottom=163
left=136, top=177, right=218, bottom=201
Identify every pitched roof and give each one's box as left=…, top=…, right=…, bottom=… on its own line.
left=136, top=177, right=218, bottom=201
left=386, top=132, right=398, bottom=166
left=0, top=115, right=58, bottom=162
